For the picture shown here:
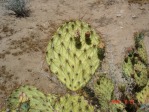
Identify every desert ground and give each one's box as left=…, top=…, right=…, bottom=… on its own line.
left=0, top=0, right=149, bottom=110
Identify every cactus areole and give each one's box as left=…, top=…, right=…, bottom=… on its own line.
left=46, top=20, right=103, bottom=91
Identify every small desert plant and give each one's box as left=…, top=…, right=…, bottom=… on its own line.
left=6, top=0, right=30, bottom=17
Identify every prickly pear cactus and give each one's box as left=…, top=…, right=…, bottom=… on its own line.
left=134, top=32, right=148, bottom=64
left=6, top=85, right=53, bottom=112
left=54, top=94, right=94, bottom=112
left=134, top=60, right=148, bottom=87
left=122, top=56, right=134, bottom=77
left=94, top=77, right=124, bottom=111
left=136, top=81, right=149, bottom=104
left=94, top=77, right=113, bottom=110
left=121, top=32, right=149, bottom=112
left=46, top=20, right=104, bottom=91
left=122, top=32, right=148, bottom=87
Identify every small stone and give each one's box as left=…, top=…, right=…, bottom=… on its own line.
left=116, top=13, right=122, bottom=17
left=132, top=15, right=137, bottom=19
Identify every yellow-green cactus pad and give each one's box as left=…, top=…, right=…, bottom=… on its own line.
left=54, top=94, right=94, bottom=112
left=94, top=77, right=114, bottom=111
left=136, top=81, right=149, bottom=104
left=135, top=32, right=148, bottom=64
left=47, top=93, right=57, bottom=107
left=122, top=56, right=134, bottom=77
left=6, top=85, right=53, bottom=112
left=109, top=103, right=125, bottom=112
left=46, top=20, right=103, bottom=91
left=94, top=77, right=125, bottom=112
left=122, top=33, right=148, bottom=88
left=134, top=60, right=148, bottom=87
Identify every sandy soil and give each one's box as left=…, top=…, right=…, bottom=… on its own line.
left=0, top=0, right=149, bottom=110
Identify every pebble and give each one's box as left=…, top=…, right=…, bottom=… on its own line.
left=116, top=13, right=122, bottom=17
left=132, top=15, right=137, bottom=19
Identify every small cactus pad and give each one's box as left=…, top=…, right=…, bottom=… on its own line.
left=94, top=77, right=125, bottom=111
left=54, top=94, right=94, bottom=112
left=6, top=85, right=53, bottom=112
left=94, top=77, right=114, bottom=110
left=122, top=56, right=134, bottom=77
left=136, top=81, right=149, bottom=104
left=46, top=20, right=104, bottom=91
left=134, top=60, right=148, bottom=87
left=134, top=32, right=148, bottom=64
left=109, top=103, right=125, bottom=112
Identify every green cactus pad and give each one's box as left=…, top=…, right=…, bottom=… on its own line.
left=94, top=77, right=125, bottom=111
left=122, top=32, right=148, bottom=88
left=136, top=81, right=149, bottom=104
left=134, top=60, right=148, bottom=87
left=94, top=77, right=114, bottom=110
left=54, top=94, right=94, bottom=112
left=6, top=85, right=53, bottom=112
left=122, top=56, right=134, bottom=77
left=46, top=20, right=103, bottom=91
left=47, top=93, right=57, bottom=107
left=109, top=103, right=125, bottom=112
left=135, top=32, right=148, bottom=64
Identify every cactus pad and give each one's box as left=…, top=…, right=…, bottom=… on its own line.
left=134, top=60, right=148, bottom=87
left=54, top=94, right=94, bottom=112
left=109, top=103, right=125, bottom=112
left=6, top=85, right=53, bottom=112
left=94, top=77, right=114, bottom=110
left=46, top=20, right=103, bottom=91
left=136, top=81, right=149, bottom=104
left=122, top=56, right=134, bottom=77
left=122, top=32, right=148, bottom=87
left=94, top=77, right=125, bottom=111
left=135, top=32, right=148, bottom=64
